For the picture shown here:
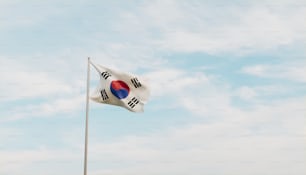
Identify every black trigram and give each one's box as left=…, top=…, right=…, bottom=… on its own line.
left=101, top=71, right=111, bottom=80
left=131, top=78, right=142, bottom=88
left=127, top=97, right=139, bottom=108
left=100, top=89, right=109, bottom=101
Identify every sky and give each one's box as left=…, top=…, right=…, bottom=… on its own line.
left=0, top=0, right=305, bottom=174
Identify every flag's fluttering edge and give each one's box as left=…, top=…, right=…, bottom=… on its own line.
left=90, top=61, right=150, bottom=112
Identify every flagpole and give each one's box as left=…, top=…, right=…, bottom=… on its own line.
left=84, top=57, right=90, bottom=175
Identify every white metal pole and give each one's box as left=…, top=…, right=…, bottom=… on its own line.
left=84, top=57, right=90, bottom=175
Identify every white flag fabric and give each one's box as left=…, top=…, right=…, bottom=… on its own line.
left=90, top=61, right=150, bottom=112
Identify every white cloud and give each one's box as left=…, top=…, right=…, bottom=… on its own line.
left=0, top=56, right=89, bottom=121
left=159, top=4, right=306, bottom=54
left=0, top=57, right=76, bottom=101
left=0, top=147, right=81, bottom=175
left=232, top=84, right=300, bottom=103
left=1, top=94, right=85, bottom=122
left=1, top=95, right=304, bottom=175
left=242, top=62, right=306, bottom=82
left=113, top=0, right=306, bottom=55
left=144, top=68, right=209, bottom=97
left=235, top=86, right=258, bottom=100
left=89, top=43, right=166, bottom=72
left=0, top=128, right=24, bottom=143
left=0, top=1, right=65, bottom=30
left=87, top=97, right=306, bottom=175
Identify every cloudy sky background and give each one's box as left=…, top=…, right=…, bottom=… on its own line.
left=0, top=0, right=305, bottom=174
